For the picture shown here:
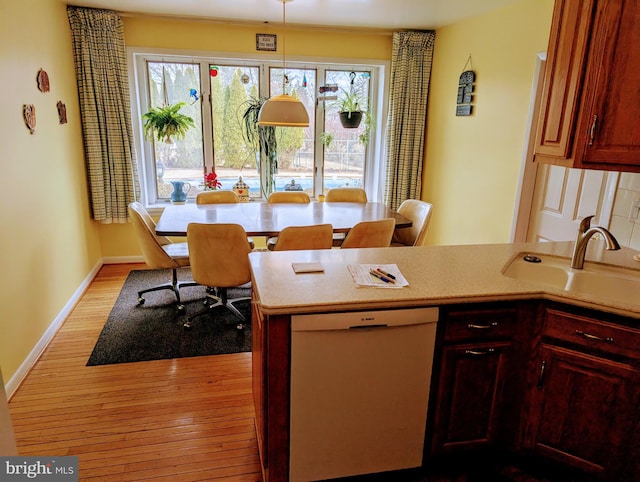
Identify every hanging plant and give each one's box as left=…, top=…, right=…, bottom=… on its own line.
left=142, top=102, right=195, bottom=144
left=336, top=88, right=365, bottom=129
left=241, top=96, right=278, bottom=198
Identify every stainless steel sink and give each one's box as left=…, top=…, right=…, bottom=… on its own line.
left=502, top=253, right=640, bottom=306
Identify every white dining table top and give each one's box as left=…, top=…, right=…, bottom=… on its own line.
left=155, top=201, right=412, bottom=237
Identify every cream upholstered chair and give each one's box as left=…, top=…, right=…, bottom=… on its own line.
left=266, top=191, right=311, bottom=249
left=128, top=202, right=198, bottom=310
left=340, top=218, right=396, bottom=249
left=325, top=187, right=368, bottom=203
left=391, top=200, right=433, bottom=247
left=185, top=223, right=253, bottom=330
left=325, top=187, right=368, bottom=246
left=268, top=191, right=311, bottom=203
left=196, top=190, right=240, bottom=204
left=196, top=190, right=255, bottom=249
left=272, top=224, right=333, bottom=251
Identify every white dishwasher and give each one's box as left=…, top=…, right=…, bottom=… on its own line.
left=290, top=307, right=439, bottom=481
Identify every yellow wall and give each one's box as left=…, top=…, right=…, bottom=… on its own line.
left=423, top=0, right=554, bottom=245
left=0, top=0, right=102, bottom=381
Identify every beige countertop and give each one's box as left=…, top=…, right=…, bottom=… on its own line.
left=248, top=241, right=640, bottom=319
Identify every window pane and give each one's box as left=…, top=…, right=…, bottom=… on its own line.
left=269, top=68, right=316, bottom=196
left=322, top=70, right=370, bottom=193
left=146, top=62, right=202, bottom=200
left=209, top=65, right=261, bottom=197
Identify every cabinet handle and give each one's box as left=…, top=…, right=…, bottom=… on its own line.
left=464, top=348, right=495, bottom=356
left=588, top=115, right=597, bottom=146
left=467, top=322, right=498, bottom=330
left=575, top=330, right=614, bottom=343
left=537, top=360, right=546, bottom=390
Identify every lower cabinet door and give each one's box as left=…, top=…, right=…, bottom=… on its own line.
left=524, top=344, right=637, bottom=480
left=431, top=341, right=513, bottom=454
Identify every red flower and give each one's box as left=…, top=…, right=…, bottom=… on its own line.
left=204, top=172, right=222, bottom=190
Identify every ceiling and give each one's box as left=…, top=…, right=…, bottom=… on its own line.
left=65, top=0, right=522, bottom=30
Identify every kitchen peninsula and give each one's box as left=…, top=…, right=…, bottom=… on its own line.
left=248, top=241, right=640, bottom=482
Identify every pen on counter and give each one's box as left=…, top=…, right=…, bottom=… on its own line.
left=369, top=269, right=395, bottom=284
left=375, top=268, right=396, bottom=280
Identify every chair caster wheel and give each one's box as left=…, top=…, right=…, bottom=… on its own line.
left=137, top=297, right=145, bottom=305
left=183, top=321, right=193, bottom=330
left=177, top=304, right=185, bottom=311
left=237, top=323, right=245, bottom=330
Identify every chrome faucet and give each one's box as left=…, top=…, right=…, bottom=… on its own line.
left=571, top=215, right=620, bottom=269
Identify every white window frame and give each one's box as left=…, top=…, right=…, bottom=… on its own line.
left=127, top=47, right=389, bottom=211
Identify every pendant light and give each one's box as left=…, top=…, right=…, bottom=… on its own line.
left=258, top=0, right=309, bottom=127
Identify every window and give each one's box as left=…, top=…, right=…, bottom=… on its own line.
left=131, top=50, right=387, bottom=205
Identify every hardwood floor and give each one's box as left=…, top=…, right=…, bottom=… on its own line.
left=8, top=263, right=262, bottom=481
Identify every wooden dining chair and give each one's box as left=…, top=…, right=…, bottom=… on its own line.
left=325, top=187, right=368, bottom=203
left=196, top=190, right=240, bottom=204
left=340, top=218, right=396, bottom=249
left=185, top=223, right=253, bottom=330
left=391, top=200, right=433, bottom=247
left=272, top=224, right=333, bottom=251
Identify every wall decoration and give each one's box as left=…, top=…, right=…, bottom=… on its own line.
left=57, top=101, right=67, bottom=124
left=256, top=33, right=277, bottom=51
left=37, top=69, right=50, bottom=92
left=23, top=104, right=36, bottom=134
left=456, top=56, right=475, bottom=116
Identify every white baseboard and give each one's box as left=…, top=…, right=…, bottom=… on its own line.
left=103, top=255, right=145, bottom=264
left=5, top=257, right=145, bottom=398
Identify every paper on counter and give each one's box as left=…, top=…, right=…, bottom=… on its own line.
left=347, top=264, right=408, bottom=288
left=292, top=262, right=325, bottom=273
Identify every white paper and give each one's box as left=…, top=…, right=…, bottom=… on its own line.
left=347, top=264, right=408, bottom=288
left=292, top=262, right=325, bottom=273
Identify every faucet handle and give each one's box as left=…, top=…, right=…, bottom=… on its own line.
left=578, top=215, right=595, bottom=233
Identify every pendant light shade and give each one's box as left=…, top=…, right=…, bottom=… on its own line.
left=258, top=94, right=309, bottom=127
left=257, top=0, right=309, bottom=127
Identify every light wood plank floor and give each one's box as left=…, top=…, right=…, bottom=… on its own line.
left=8, top=263, right=262, bottom=481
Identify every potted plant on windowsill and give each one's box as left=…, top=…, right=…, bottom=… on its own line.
left=142, top=102, right=195, bottom=144
left=241, top=96, right=278, bottom=198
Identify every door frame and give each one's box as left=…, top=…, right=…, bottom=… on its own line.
left=510, top=52, right=618, bottom=243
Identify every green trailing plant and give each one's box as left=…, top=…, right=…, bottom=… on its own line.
left=336, top=88, right=363, bottom=116
left=142, top=102, right=195, bottom=144
left=241, top=96, right=278, bottom=198
left=320, top=132, right=334, bottom=148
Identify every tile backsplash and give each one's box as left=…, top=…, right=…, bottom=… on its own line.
left=609, top=172, right=640, bottom=250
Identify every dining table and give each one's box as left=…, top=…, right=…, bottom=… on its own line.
left=155, top=201, right=412, bottom=237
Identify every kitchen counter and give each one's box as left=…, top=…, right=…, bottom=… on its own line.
left=248, top=241, right=640, bottom=318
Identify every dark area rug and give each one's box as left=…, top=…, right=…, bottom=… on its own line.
left=86, top=268, right=251, bottom=366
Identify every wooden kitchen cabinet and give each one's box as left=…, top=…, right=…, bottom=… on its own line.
left=534, top=0, right=640, bottom=172
left=522, top=304, right=640, bottom=481
left=429, top=303, right=531, bottom=456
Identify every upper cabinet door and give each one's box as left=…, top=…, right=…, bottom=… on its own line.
left=578, top=0, right=640, bottom=169
left=534, top=0, right=640, bottom=173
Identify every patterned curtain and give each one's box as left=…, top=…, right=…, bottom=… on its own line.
left=67, top=6, right=139, bottom=223
left=384, top=31, right=436, bottom=210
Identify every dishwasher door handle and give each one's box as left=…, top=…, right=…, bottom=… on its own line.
left=349, top=324, right=388, bottom=330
